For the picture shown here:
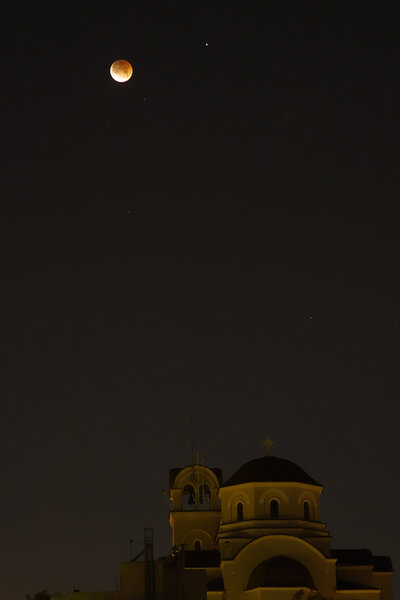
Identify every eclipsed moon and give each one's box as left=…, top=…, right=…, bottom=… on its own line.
left=110, top=59, right=133, bottom=83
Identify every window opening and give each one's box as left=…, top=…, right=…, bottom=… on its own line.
left=270, top=499, right=279, bottom=518
left=199, top=484, right=211, bottom=509
left=182, top=484, right=196, bottom=510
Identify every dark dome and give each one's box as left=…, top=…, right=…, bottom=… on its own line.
left=222, top=455, right=321, bottom=487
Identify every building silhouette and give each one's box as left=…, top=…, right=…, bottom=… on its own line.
left=55, top=450, right=393, bottom=600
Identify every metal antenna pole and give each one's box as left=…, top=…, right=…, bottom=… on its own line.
left=144, top=527, right=155, bottom=600
left=190, top=416, right=194, bottom=464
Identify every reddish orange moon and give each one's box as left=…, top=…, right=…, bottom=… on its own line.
left=110, top=59, right=133, bottom=83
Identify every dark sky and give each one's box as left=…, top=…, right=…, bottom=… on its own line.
left=1, top=3, right=399, bottom=598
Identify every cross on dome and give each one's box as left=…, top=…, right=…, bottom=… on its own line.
left=263, top=437, right=274, bottom=455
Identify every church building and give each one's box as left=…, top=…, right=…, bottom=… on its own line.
left=55, top=447, right=393, bottom=600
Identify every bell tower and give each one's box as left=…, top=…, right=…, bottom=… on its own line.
left=169, top=456, right=222, bottom=551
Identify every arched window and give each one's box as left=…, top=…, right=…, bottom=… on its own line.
left=237, top=501, right=244, bottom=521
left=182, top=484, right=196, bottom=510
left=304, top=500, right=310, bottom=520
left=199, top=484, right=211, bottom=509
left=270, top=499, right=279, bottom=519
left=194, top=540, right=202, bottom=552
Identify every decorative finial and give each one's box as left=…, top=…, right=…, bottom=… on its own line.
left=263, top=437, right=274, bottom=456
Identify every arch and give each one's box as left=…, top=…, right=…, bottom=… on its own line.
left=247, top=556, right=315, bottom=589
left=297, top=491, right=316, bottom=520
left=226, top=489, right=251, bottom=509
left=223, top=534, right=337, bottom=596
left=183, top=528, right=213, bottom=551
left=304, top=500, right=310, bottom=520
left=270, top=499, right=279, bottom=518
left=237, top=501, right=244, bottom=521
left=173, top=465, right=221, bottom=491
left=182, top=484, right=196, bottom=510
left=172, top=465, right=221, bottom=511
left=297, top=490, right=318, bottom=508
left=194, top=540, right=202, bottom=552
left=199, top=484, right=211, bottom=509
left=229, top=491, right=251, bottom=522
left=259, top=487, right=290, bottom=506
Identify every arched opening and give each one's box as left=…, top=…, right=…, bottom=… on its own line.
left=304, top=500, right=310, bottom=520
left=194, top=540, right=202, bottom=552
left=270, top=499, right=279, bottom=519
left=182, top=484, right=196, bottom=510
left=199, top=484, right=211, bottom=509
left=237, top=501, right=244, bottom=521
left=247, top=556, right=315, bottom=589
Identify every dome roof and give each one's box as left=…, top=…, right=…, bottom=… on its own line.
left=221, top=455, right=321, bottom=487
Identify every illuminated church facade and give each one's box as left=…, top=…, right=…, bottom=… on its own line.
left=56, top=450, right=393, bottom=600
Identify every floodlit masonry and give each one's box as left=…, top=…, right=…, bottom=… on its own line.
left=54, top=451, right=393, bottom=600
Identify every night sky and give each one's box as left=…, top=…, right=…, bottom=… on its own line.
left=1, top=3, right=399, bottom=599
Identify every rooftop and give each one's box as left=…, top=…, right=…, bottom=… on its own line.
left=222, top=455, right=321, bottom=487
